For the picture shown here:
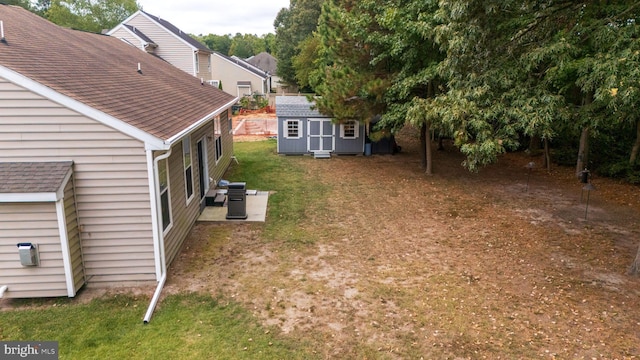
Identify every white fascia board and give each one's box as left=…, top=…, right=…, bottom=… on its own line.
left=213, top=54, right=268, bottom=81
left=105, top=23, right=126, bottom=36
left=165, top=97, right=239, bottom=145
left=0, top=65, right=167, bottom=151
left=0, top=193, right=58, bottom=202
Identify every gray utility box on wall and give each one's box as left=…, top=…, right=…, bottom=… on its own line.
left=226, top=182, right=248, bottom=220
left=17, top=243, right=39, bottom=266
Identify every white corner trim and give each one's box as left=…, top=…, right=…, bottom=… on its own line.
left=0, top=65, right=166, bottom=151
left=56, top=199, right=76, bottom=297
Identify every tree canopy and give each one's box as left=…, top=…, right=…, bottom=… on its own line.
left=43, top=0, right=139, bottom=33
left=301, top=0, right=640, bottom=179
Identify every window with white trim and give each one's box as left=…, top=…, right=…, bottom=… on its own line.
left=158, top=158, right=172, bottom=232
left=285, top=120, right=302, bottom=139
left=183, top=137, right=194, bottom=202
left=214, top=116, right=223, bottom=162
left=207, top=56, right=211, bottom=72
left=195, top=53, right=200, bottom=73
left=340, top=120, right=359, bottom=139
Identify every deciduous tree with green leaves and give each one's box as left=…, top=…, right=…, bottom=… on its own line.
left=45, top=0, right=139, bottom=33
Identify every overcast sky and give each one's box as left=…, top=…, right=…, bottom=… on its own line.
left=137, top=0, right=291, bottom=36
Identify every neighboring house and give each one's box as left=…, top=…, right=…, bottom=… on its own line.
left=212, top=52, right=271, bottom=98
left=0, top=5, right=237, bottom=300
left=108, top=10, right=213, bottom=81
left=246, top=52, right=280, bottom=92
left=276, top=96, right=365, bottom=157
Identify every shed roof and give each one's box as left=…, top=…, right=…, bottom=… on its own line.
left=275, top=96, right=328, bottom=118
left=0, top=162, right=72, bottom=194
left=0, top=5, right=235, bottom=143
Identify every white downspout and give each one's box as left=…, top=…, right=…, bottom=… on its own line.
left=143, top=148, right=172, bottom=324
left=0, top=285, right=8, bottom=298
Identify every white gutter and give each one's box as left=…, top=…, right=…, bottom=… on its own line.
left=165, top=99, right=238, bottom=146
left=0, top=285, right=7, bottom=298
left=143, top=148, right=172, bottom=324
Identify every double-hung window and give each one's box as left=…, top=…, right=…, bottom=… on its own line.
left=214, top=116, right=222, bottom=162
left=158, top=158, right=172, bottom=232
left=183, top=137, right=194, bottom=202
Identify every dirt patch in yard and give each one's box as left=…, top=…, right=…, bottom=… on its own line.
left=166, top=125, right=640, bottom=358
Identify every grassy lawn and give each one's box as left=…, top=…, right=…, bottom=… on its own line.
left=224, top=139, right=329, bottom=245
left=1, top=293, right=314, bottom=359
left=0, top=140, right=319, bottom=360
left=3, top=138, right=640, bottom=359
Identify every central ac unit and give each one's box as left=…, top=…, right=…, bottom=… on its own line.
left=206, top=80, right=220, bottom=87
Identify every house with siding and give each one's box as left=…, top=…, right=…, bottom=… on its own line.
left=0, top=5, right=237, bottom=302
left=211, top=52, right=271, bottom=98
left=107, top=10, right=213, bottom=81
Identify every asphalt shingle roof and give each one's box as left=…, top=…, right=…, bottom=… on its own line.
left=275, top=96, right=327, bottom=118
left=0, top=162, right=73, bottom=194
left=246, top=52, right=277, bottom=75
left=0, top=5, right=236, bottom=141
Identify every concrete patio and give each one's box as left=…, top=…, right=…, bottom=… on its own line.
left=197, top=191, right=269, bottom=222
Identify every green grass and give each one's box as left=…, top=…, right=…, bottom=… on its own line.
left=227, top=139, right=328, bottom=245
left=0, top=140, right=328, bottom=359
left=1, top=293, right=315, bottom=359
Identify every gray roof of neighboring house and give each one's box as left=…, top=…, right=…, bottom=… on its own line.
left=0, top=5, right=236, bottom=141
left=275, top=96, right=328, bottom=117
left=0, top=162, right=73, bottom=193
left=140, top=10, right=211, bottom=53
left=246, top=52, right=277, bottom=75
left=123, top=24, right=156, bottom=45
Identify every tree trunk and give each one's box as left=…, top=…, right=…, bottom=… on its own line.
left=543, top=138, right=551, bottom=172
left=576, top=93, right=593, bottom=176
left=576, top=127, right=590, bottom=176
left=529, top=136, right=541, bottom=154
left=419, top=123, right=427, bottom=169
left=630, top=119, right=640, bottom=165
left=426, top=121, right=433, bottom=175
left=629, top=243, right=640, bottom=276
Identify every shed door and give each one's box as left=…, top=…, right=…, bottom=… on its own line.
left=308, top=119, right=334, bottom=152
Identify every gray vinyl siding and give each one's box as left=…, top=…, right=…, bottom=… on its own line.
left=162, top=112, right=233, bottom=265
left=64, top=175, right=85, bottom=293
left=210, top=110, right=233, bottom=181
left=277, top=117, right=309, bottom=154
left=0, top=202, right=67, bottom=298
left=126, top=13, right=196, bottom=76
left=0, top=77, right=155, bottom=285
left=334, top=123, right=365, bottom=154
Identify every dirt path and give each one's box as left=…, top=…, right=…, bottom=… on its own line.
left=166, top=126, right=640, bottom=358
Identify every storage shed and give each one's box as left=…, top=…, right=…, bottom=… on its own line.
left=276, top=96, right=365, bottom=157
